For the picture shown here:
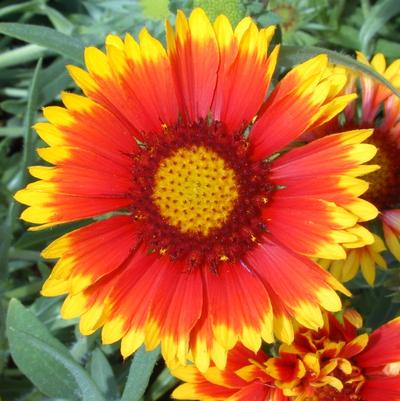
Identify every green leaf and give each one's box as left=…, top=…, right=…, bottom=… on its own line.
left=376, top=38, right=400, bottom=59
left=148, top=367, right=178, bottom=401
left=359, top=0, right=400, bottom=55
left=38, top=58, right=72, bottom=105
left=42, top=5, right=75, bottom=34
left=279, top=45, right=400, bottom=99
left=0, top=99, right=26, bottom=115
left=6, top=299, right=107, bottom=401
left=324, top=25, right=361, bottom=51
left=0, top=0, right=42, bottom=19
left=0, top=127, right=21, bottom=138
left=0, top=375, right=32, bottom=400
left=89, top=348, right=119, bottom=401
left=0, top=44, right=46, bottom=69
left=0, top=59, right=41, bottom=285
left=121, top=346, right=160, bottom=401
left=21, top=59, right=42, bottom=185
left=14, top=220, right=89, bottom=251
left=0, top=23, right=85, bottom=63
left=4, top=281, right=42, bottom=299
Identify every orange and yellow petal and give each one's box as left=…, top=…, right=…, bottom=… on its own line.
left=205, top=262, right=273, bottom=354
left=41, top=216, right=140, bottom=296
left=271, top=129, right=378, bottom=182
left=262, top=195, right=361, bottom=260
left=38, top=97, right=138, bottom=159
left=166, top=8, right=219, bottom=122
left=320, top=233, right=387, bottom=285
left=69, top=29, right=180, bottom=135
left=267, top=130, right=378, bottom=257
left=356, top=317, right=400, bottom=369
left=104, top=257, right=203, bottom=366
left=172, top=344, right=275, bottom=401
left=266, top=353, right=306, bottom=384
left=211, top=15, right=278, bottom=133
left=224, top=381, right=274, bottom=401
left=356, top=52, right=400, bottom=124
left=173, top=381, right=235, bottom=401
left=250, top=55, right=357, bottom=160
left=245, top=237, right=349, bottom=342
left=340, top=333, right=369, bottom=359
left=14, top=95, right=141, bottom=228
left=382, top=210, right=400, bottom=261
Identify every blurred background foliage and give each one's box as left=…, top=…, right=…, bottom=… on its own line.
left=0, top=0, right=399, bottom=400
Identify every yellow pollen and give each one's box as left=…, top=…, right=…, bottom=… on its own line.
left=152, top=145, right=239, bottom=236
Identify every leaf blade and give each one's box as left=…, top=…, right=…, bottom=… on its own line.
left=0, top=22, right=84, bottom=62
left=359, top=0, right=400, bottom=55
left=121, top=346, right=160, bottom=401
left=6, top=299, right=107, bottom=401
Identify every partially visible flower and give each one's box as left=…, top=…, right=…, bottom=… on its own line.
left=172, top=344, right=278, bottom=401
left=311, top=53, right=400, bottom=285
left=318, top=234, right=387, bottom=285
left=266, top=311, right=400, bottom=401
left=262, top=0, right=328, bottom=46
left=15, top=9, right=378, bottom=371
left=172, top=310, right=400, bottom=401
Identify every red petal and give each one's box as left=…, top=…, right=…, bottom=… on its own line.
left=246, top=237, right=345, bottom=331
left=361, top=376, right=400, bottom=401
left=357, top=317, right=400, bottom=368
left=166, top=9, right=219, bottom=122
left=206, top=262, right=273, bottom=352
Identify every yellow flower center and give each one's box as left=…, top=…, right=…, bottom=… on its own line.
left=152, top=145, right=239, bottom=236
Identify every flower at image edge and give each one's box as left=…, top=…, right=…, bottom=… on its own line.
left=172, top=311, right=400, bottom=401
left=313, top=53, right=400, bottom=286
left=15, top=8, right=378, bottom=371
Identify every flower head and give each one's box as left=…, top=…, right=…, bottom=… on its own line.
left=172, top=311, right=400, bottom=401
left=15, top=9, right=377, bottom=371
left=311, top=53, right=400, bottom=285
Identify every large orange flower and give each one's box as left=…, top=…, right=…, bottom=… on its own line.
left=313, top=53, right=400, bottom=285
left=15, top=9, right=377, bottom=371
left=173, top=311, right=400, bottom=401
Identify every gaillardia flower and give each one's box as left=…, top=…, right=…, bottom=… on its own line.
left=315, top=53, right=400, bottom=286
left=172, top=311, right=400, bottom=401
left=16, top=8, right=377, bottom=370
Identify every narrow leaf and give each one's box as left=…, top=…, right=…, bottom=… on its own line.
left=0, top=59, right=41, bottom=284
left=90, top=348, right=119, bottom=401
left=359, top=0, right=400, bottom=55
left=0, top=127, right=22, bottom=137
left=0, top=23, right=84, bottom=62
left=121, top=346, right=160, bottom=401
left=7, top=299, right=107, bottom=401
left=0, top=43, right=45, bottom=69
left=149, top=367, right=178, bottom=401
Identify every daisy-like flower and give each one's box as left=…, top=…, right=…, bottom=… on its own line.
left=15, top=8, right=378, bottom=371
left=313, top=53, right=400, bottom=286
left=172, top=310, right=400, bottom=401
